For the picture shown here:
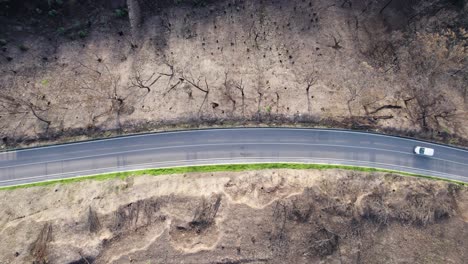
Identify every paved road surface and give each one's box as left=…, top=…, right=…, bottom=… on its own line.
left=0, top=128, right=467, bottom=187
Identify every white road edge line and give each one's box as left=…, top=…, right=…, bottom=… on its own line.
left=1, top=128, right=467, bottom=154
left=0, top=142, right=465, bottom=169
left=0, top=157, right=464, bottom=185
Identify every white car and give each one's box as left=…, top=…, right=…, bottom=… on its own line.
left=414, top=146, right=434, bottom=157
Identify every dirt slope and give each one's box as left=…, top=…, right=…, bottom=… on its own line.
left=0, top=169, right=467, bottom=264
left=0, top=0, right=467, bottom=147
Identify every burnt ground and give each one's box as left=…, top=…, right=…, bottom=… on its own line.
left=0, top=169, right=467, bottom=264
left=0, top=0, right=467, bottom=148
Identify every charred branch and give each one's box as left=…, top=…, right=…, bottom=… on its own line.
left=189, top=195, right=222, bottom=234
left=224, top=72, right=237, bottom=112
left=130, top=70, right=161, bottom=93
left=164, top=78, right=184, bottom=96
left=305, top=76, right=316, bottom=113
left=368, top=105, right=402, bottom=115
left=331, top=36, right=342, bottom=50
left=29, top=104, right=51, bottom=129
left=379, top=0, right=394, bottom=14
left=31, top=223, right=53, bottom=263
left=181, top=74, right=209, bottom=94
left=234, top=79, right=246, bottom=117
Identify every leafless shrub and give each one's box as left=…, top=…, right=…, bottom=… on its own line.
left=188, top=195, right=222, bottom=234
left=268, top=201, right=289, bottom=256
left=0, top=72, right=56, bottom=134
left=223, top=71, right=237, bottom=114
left=233, top=79, right=246, bottom=117
left=391, top=188, right=454, bottom=226
left=358, top=193, right=389, bottom=225
left=309, top=228, right=339, bottom=257
left=404, top=83, right=457, bottom=131
left=181, top=73, right=210, bottom=116
left=113, top=198, right=162, bottom=233
left=301, top=73, right=317, bottom=114
left=285, top=193, right=317, bottom=223
left=130, top=68, right=161, bottom=93
left=356, top=183, right=455, bottom=226
left=31, top=223, right=52, bottom=264
left=365, top=40, right=398, bottom=71
left=88, top=207, right=101, bottom=233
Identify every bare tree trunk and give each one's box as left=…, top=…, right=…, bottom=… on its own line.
left=127, top=0, right=142, bottom=41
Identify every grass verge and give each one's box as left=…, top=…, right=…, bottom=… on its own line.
left=0, top=163, right=466, bottom=191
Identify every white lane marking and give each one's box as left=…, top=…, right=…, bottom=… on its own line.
left=1, top=128, right=467, bottom=154
left=0, top=142, right=465, bottom=170
left=0, top=156, right=465, bottom=185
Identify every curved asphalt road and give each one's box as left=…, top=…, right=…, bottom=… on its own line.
left=0, top=128, right=467, bottom=187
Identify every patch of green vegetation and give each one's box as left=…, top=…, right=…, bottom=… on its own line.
left=115, top=8, right=128, bottom=18
left=48, top=9, right=58, bottom=17
left=78, top=30, right=87, bottom=39
left=40, top=79, right=49, bottom=86
left=1, top=163, right=466, bottom=191
left=56, top=27, right=65, bottom=35
left=448, top=137, right=459, bottom=145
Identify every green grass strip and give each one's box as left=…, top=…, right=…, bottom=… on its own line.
left=0, top=163, right=466, bottom=191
